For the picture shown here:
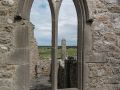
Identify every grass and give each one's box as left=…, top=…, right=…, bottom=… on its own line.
left=38, top=46, right=77, bottom=59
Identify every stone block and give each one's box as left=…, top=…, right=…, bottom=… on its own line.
left=87, top=52, right=106, bottom=63
left=8, top=48, right=29, bottom=65
left=108, top=75, right=120, bottom=84
left=108, top=84, right=120, bottom=90
left=0, top=16, right=8, bottom=23
left=0, top=25, right=30, bottom=65
left=0, top=86, right=10, bottom=90
left=106, top=52, right=120, bottom=60
left=0, top=10, right=7, bottom=16
left=107, top=5, right=120, bottom=13
left=93, top=41, right=120, bottom=53
left=1, top=0, right=14, bottom=7
left=15, top=26, right=29, bottom=48
left=0, top=38, right=11, bottom=44
left=0, top=79, right=11, bottom=87
left=117, top=36, right=120, bottom=47
left=0, top=72, right=12, bottom=78
left=106, top=57, right=120, bottom=67
left=15, top=65, right=29, bottom=90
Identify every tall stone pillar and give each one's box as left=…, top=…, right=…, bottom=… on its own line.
left=61, top=38, right=67, bottom=61
left=50, top=0, right=63, bottom=90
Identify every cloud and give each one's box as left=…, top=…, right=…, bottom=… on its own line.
left=30, top=0, right=77, bottom=46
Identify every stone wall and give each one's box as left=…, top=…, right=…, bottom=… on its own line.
left=29, top=23, right=39, bottom=80
left=37, top=59, right=51, bottom=76
left=85, top=0, right=120, bottom=90
left=0, top=0, right=39, bottom=90
left=0, top=0, right=120, bottom=90
left=0, top=0, right=19, bottom=90
left=58, top=58, right=77, bottom=89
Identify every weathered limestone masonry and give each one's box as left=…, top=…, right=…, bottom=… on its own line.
left=84, top=0, right=120, bottom=90
left=0, top=0, right=120, bottom=90
left=0, top=0, right=39, bottom=90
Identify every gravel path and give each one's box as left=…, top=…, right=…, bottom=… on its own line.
left=30, top=75, right=51, bottom=90
left=30, top=75, right=78, bottom=90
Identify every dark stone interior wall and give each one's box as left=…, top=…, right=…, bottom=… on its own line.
left=58, top=58, right=77, bottom=89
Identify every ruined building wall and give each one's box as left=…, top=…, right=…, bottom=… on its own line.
left=0, top=0, right=120, bottom=90
left=84, top=0, right=120, bottom=90
left=0, top=0, right=39, bottom=90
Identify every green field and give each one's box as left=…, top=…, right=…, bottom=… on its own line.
left=38, top=46, right=77, bottom=59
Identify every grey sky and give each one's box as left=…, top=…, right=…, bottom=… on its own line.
left=30, top=0, right=77, bottom=46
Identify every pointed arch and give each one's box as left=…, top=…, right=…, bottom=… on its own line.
left=17, top=0, right=90, bottom=90
left=17, top=0, right=34, bottom=19
left=73, top=0, right=89, bottom=90
left=17, top=1, right=57, bottom=90
left=48, top=0, right=55, bottom=18
left=83, top=0, right=89, bottom=21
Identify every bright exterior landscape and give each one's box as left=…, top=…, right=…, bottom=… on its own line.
left=38, top=46, right=77, bottom=59
left=30, top=0, right=77, bottom=59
